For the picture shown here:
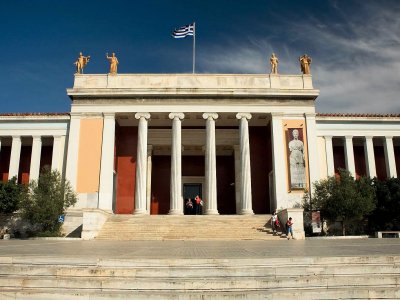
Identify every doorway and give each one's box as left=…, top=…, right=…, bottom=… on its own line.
left=183, top=183, right=202, bottom=215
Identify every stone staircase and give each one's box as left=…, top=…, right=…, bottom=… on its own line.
left=0, top=255, right=399, bottom=299
left=95, top=214, right=282, bottom=240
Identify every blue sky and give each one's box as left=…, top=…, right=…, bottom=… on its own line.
left=1, top=0, right=399, bottom=113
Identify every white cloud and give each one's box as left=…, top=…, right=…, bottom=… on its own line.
left=197, top=1, right=400, bottom=114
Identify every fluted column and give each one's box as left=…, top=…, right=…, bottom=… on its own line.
left=364, top=136, right=377, bottom=178
left=203, top=113, right=219, bottom=215
left=146, top=145, right=153, bottom=215
left=384, top=136, right=397, bottom=178
left=236, top=113, right=253, bottom=215
left=98, top=113, right=116, bottom=211
left=325, top=136, right=335, bottom=176
left=29, top=136, right=42, bottom=182
left=9, top=136, right=22, bottom=180
left=134, top=113, right=151, bottom=214
left=169, top=112, right=185, bottom=215
left=344, top=136, right=356, bottom=177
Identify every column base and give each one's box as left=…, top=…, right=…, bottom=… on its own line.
left=133, top=209, right=148, bottom=215
left=168, top=209, right=183, bottom=215
left=205, top=209, right=219, bottom=215
left=240, top=209, right=254, bottom=215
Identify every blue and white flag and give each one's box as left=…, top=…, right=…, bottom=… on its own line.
left=172, top=23, right=194, bottom=38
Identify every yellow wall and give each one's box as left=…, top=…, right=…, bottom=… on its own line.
left=282, top=119, right=309, bottom=192
left=76, top=118, right=103, bottom=193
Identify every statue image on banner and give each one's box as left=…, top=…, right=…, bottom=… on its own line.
left=287, top=128, right=306, bottom=189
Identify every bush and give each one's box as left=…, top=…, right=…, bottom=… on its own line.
left=19, top=167, right=77, bottom=235
left=312, top=169, right=376, bottom=236
left=0, top=177, right=26, bottom=214
left=368, top=177, right=400, bottom=232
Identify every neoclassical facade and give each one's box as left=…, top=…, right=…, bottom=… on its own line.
left=1, top=73, right=399, bottom=218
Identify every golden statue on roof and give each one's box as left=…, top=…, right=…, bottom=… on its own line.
left=106, top=52, right=119, bottom=75
left=270, top=53, right=278, bottom=74
left=74, top=52, right=90, bottom=74
left=299, top=54, right=312, bottom=75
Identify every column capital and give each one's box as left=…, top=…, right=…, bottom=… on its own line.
left=364, top=136, right=374, bottom=141
left=135, top=112, right=151, bottom=120
left=344, top=135, right=353, bottom=140
left=103, top=112, right=115, bottom=118
left=11, top=136, right=21, bottom=141
left=202, top=113, right=219, bottom=121
left=236, top=113, right=252, bottom=120
left=324, top=135, right=333, bottom=141
left=169, top=112, right=185, bottom=120
left=385, top=136, right=394, bottom=140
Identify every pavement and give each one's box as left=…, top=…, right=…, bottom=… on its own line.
left=0, top=238, right=400, bottom=260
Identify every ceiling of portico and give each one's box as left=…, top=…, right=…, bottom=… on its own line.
left=116, top=112, right=271, bottom=127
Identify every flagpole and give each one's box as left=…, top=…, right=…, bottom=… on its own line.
left=193, top=22, right=196, bottom=74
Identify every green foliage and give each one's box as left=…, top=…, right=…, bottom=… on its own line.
left=19, top=167, right=77, bottom=235
left=312, top=169, right=376, bottom=235
left=368, top=177, right=400, bottom=232
left=0, top=177, right=26, bottom=214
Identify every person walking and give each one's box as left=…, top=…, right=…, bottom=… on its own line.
left=286, top=217, right=294, bottom=240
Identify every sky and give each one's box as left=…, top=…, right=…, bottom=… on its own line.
left=1, top=0, right=399, bottom=114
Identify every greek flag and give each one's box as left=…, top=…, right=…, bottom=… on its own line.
left=172, top=23, right=194, bottom=38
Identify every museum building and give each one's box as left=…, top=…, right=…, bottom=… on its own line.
left=0, top=72, right=399, bottom=222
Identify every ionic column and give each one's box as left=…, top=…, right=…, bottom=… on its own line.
left=364, top=136, right=376, bottom=178
left=203, top=113, right=219, bottom=215
left=146, top=145, right=153, bottom=215
left=233, top=145, right=241, bottom=214
left=29, top=136, right=42, bottom=182
left=65, top=114, right=81, bottom=191
left=51, top=135, right=66, bottom=174
left=169, top=112, right=184, bottom=215
left=134, top=112, right=151, bottom=215
left=384, top=136, right=397, bottom=178
left=98, top=113, right=116, bottom=211
left=344, top=136, right=356, bottom=177
left=236, top=113, right=253, bottom=215
left=325, top=136, right=335, bottom=176
left=305, top=113, right=319, bottom=192
left=9, top=136, right=22, bottom=180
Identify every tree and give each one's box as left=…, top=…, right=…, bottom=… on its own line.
left=312, top=169, right=376, bottom=236
left=368, top=177, right=400, bottom=232
left=19, top=167, right=77, bottom=235
left=0, top=177, right=26, bottom=214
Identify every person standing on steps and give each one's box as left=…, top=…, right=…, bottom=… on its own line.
left=286, top=217, right=294, bottom=240
left=271, top=210, right=279, bottom=235
left=195, top=195, right=202, bottom=215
